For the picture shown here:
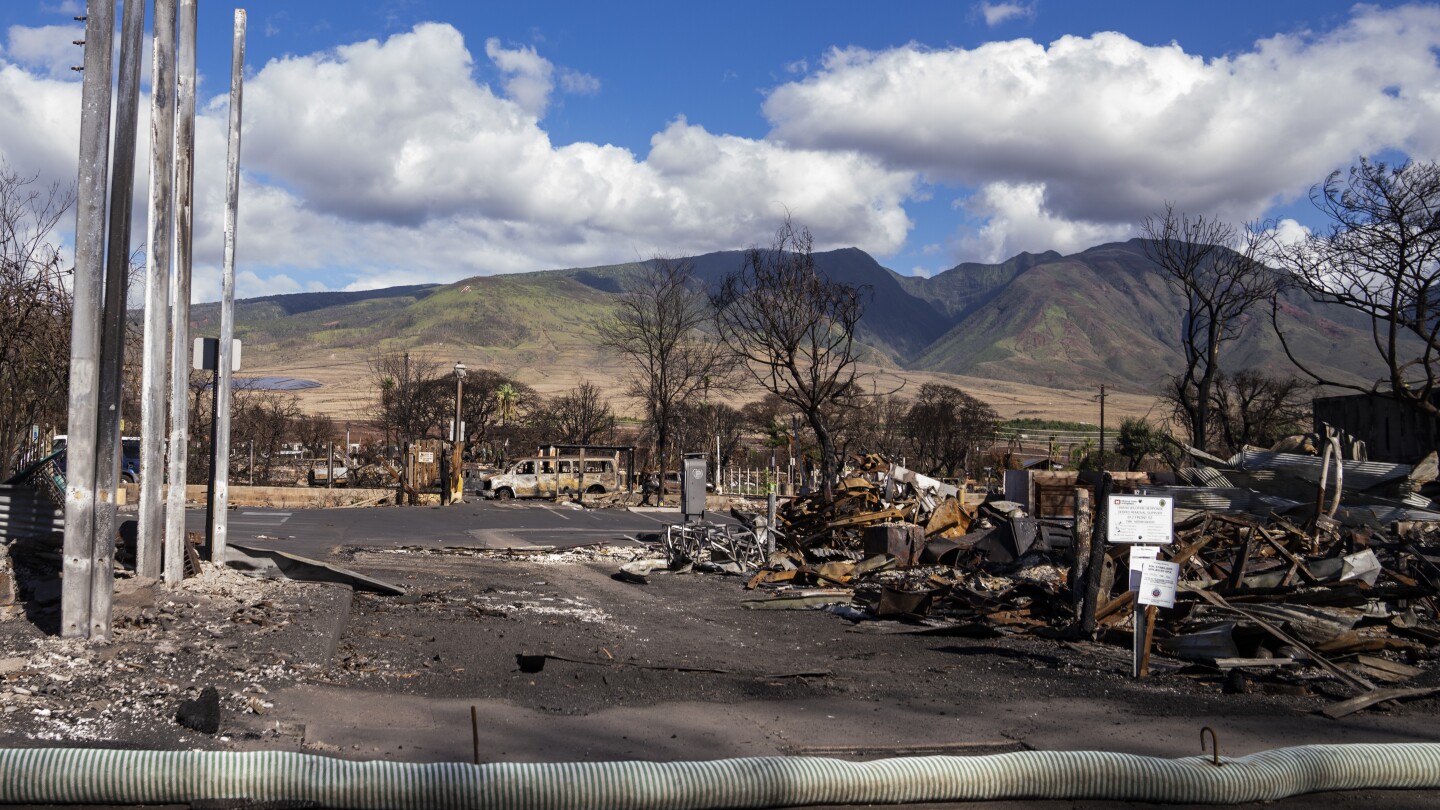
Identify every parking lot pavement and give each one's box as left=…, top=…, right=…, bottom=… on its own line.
left=186, top=500, right=703, bottom=559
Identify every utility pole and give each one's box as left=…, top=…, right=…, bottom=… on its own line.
left=452, top=361, right=466, bottom=505
left=1097, top=384, right=1107, bottom=471
left=163, top=0, right=197, bottom=584
left=208, top=9, right=246, bottom=565
left=61, top=0, right=115, bottom=639
left=89, top=0, right=145, bottom=641
left=137, top=0, right=177, bottom=581
left=1079, top=472, right=1113, bottom=637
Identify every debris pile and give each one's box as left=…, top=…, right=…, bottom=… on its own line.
left=637, top=449, right=1440, bottom=715
left=773, top=457, right=978, bottom=557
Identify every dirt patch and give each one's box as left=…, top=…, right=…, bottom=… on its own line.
left=0, top=564, right=348, bottom=748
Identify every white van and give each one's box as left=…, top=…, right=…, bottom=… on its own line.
left=480, top=456, right=618, bottom=499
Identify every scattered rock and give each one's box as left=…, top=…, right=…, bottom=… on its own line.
left=176, top=686, right=221, bottom=733
left=1222, top=670, right=1251, bottom=695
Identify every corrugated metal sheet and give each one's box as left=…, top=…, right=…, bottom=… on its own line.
left=0, top=485, right=64, bottom=543
left=1139, top=485, right=1300, bottom=514
left=1175, top=466, right=1234, bottom=488
left=1235, top=449, right=1414, bottom=491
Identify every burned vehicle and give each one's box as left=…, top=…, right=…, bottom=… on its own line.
left=479, top=456, right=618, bottom=499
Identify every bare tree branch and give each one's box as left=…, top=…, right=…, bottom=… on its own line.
left=1273, top=158, right=1440, bottom=418
left=0, top=164, right=75, bottom=474
left=597, top=255, right=734, bottom=496
left=712, top=217, right=868, bottom=501
left=1142, top=204, right=1277, bottom=451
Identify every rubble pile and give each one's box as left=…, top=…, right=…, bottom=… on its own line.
left=661, top=449, right=1440, bottom=714
left=774, top=455, right=978, bottom=556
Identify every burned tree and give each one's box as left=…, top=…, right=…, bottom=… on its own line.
left=292, top=412, right=338, bottom=457
left=229, top=389, right=302, bottom=485
left=458, top=369, right=531, bottom=456
left=713, top=218, right=867, bottom=502
left=535, top=380, right=616, bottom=445
left=368, top=352, right=445, bottom=449
left=1208, top=370, right=1311, bottom=454
left=0, top=166, right=74, bottom=475
left=1142, top=205, right=1277, bottom=452
left=598, top=256, right=733, bottom=499
left=902, top=384, right=1000, bottom=478
left=1273, top=159, right=1440, bottom=419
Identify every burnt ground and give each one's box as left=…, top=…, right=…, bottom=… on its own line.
left=3, top=525, right=1440, bottom=808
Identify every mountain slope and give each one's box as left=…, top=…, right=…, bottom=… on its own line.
left=907, top=240, right=1383, bottom=391
left=558, top=248, right=952, bottom=362
left=216, top=240, right=1392, bottom=416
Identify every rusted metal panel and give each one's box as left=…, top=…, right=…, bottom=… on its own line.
left=862, top=522, right=924, bottom=567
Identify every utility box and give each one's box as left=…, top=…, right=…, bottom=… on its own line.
left=681, top=453, right=707, bottom=523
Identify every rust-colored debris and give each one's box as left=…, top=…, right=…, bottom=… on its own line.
left=649, top=450, right=1440, bottom=717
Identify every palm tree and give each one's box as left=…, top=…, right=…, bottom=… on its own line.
left=496, top=383, right=517, bottom=427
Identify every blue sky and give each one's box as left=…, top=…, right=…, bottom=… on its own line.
left=1, top=1, right=1437, bottom=300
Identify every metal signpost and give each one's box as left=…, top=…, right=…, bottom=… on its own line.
left=194, top=338, right=242, bottom=556
left=1106, top=494, right=1175, bottom=678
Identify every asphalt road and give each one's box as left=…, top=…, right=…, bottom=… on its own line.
left=185, top=501, right=707, bottom=559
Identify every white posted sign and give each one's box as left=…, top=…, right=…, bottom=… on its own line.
left=1128, top=545, right=1162, bottom=591
left=1138, top=560, right=1180, bottom=609
left=1106, top=495, right=1174, bottom=545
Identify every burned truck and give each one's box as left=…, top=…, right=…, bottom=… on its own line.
left=479, top=456, right=619, bottom=499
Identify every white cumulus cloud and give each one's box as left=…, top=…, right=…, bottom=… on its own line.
left=484, top=37, right=557, bottom=118
left=0, top=20, right=917, bottom=297
left=171, top=24, right=911, bottom=293
left=975, top=2, right=1036, bottom=27
left=957, top=182, right=1130, bottom=261
left=4, top=23, right=83, bottom=79
left=484, top=36, right=600, bottom=118
left=765, top=4, right=1440, bottom=262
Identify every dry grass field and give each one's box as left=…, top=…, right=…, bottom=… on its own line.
left=243, top=342, right=1161, bottom=429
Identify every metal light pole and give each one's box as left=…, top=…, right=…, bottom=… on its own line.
left=452, top=362, right=466, bottom=504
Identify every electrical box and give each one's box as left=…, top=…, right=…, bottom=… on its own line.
left=681, top=453, right=707, bottom=523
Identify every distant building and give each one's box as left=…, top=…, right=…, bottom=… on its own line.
left=1312, top=393, right=1440, bottom=464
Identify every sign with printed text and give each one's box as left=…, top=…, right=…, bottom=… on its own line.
left=1128, top=545, right=1161, bottom=591
left=1106, top=495, right=1174, bottom=544
left=1138, top=559, right=1180, bottom=608
left=417, top=451, right=435, bottom=464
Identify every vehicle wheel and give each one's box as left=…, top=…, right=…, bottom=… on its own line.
left=586, top=484, right=605, bottom=495
left=122, top=472, right=137, bottom=484
left=496, top=488, right=514, bottom=500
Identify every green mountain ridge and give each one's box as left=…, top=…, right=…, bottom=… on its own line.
left=207, top=240, right=1387, bottom=397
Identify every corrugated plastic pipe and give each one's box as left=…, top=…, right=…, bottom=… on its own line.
left=2, top=744, right=1439, bottom=808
